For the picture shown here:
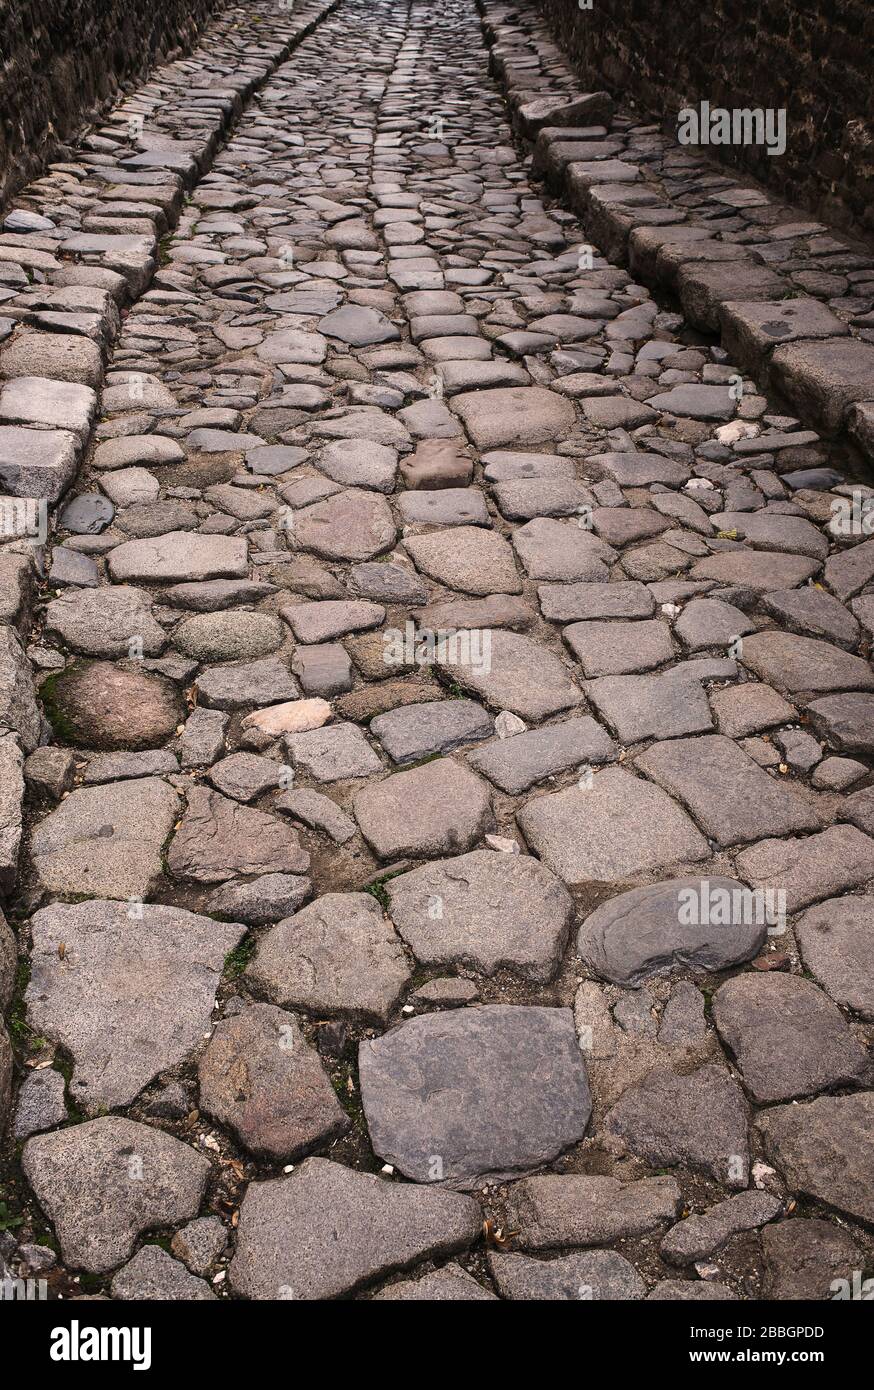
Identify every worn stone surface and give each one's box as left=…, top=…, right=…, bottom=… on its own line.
left=386, top=850, right=573, bottom=982
left=353, top=758, right=493, bottom=859
left=44, top=661, right=183, bottom=751
left=578, top=876, right=767, bottom=986
left=605, top=1065, right=750, bottom=1186
left=373, top=1265, right=496, bottom=1300
left=796, top=896, right=874, bottom=1019
left=30, top=777, right=179, bottom=899
left=757, top=1093, right=874, bottom=1225
left=7, top=0, right=874, bottom=1304
left=168, top=786, right=309, bottom=883
left=507, top=1174, right=681, bottom=1251
left=360, top=1005, right=591, bottom=1187
left=488, top=1249, right=645, bottom=1300
left=761, top=1219, right=864, bottom=1301
left=517, top=768, right=708, bottom=887
left=248, top=892, right=412, bottom=1023
left=636, top=735, right=821, bottom=846
left=22, top=1117, right=209, bottom=1273
left=111, top=1245, right=216, bottom=1301
left=26, top=899, right=243, bottom=1112
left=468, top=715, right=617, bottom=793
left=198, top=1004, right=350, bottom=1161
left=229, top=1157, right=480, bottom=1300
left=661, top=1190, right=782, bottom=1266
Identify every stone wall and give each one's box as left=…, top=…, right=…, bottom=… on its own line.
left=536, top=0, right=874, bottom=240
left=0, top=0, right=226, bottom=207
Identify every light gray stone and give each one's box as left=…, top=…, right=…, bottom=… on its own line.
left=22, top=1117, right=210, bottom=1273
left=30, top=777, right=179, bottom=899
left=26, top=899, right=243, bottom=1111
left=636, top=735, right=821, bottom=846
left=517, top=767, right=708, bottom=887
left=249, top=892, right=412, bottom=1024
left=488, top=1249, right=644, bottom=1301
left=229, top=1157, right=480, bottom=1301
left=44, top=586, right=165, bottom=658
left=353, top=758, right=493, bottom=859
left=111, top=1245, right=216, bottom=1300
left=386, top=850, right=574, bottom=982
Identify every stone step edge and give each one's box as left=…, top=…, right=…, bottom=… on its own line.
left=473, top=0, right=874, bottom=470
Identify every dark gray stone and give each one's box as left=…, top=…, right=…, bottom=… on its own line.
left=359, top=1005, right=591, bottom=1188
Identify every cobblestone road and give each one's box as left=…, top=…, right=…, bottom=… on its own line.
left=0, top=0, right=872, bottom=1301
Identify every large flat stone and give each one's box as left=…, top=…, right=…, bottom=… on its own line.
left=229, top=1158, right=480, bottom=1301
left=437, top=629, right=582, bottom=720
left=198, top=1004, right=350, bottom=1161
left=796, top=895, right=874, bottom=1020
left=517, top=767, right=708, bottom=887
left=585, top=658, right=735, bottom=743
left=26, top=900, right=243, bottom=1112
left=606, top=1065, right=750, bottom=1187
left=757, top=1093, right=874, bottom=1225
left=512, top=517, right=616, bottom=582
left=806, top=692, right=874, bottom=755
left=770, top=338, right=874, bottom=434
left=370, top=699, right=493, bottom=764
left=386, top=850, right=574, bottom=982
left=108, top=531, right=248, bottom=582
left=578, top=876, right=767, bottom=986
left=22, top=1117, right=209, bottom=1273
left=740, top=630, right=874, bottom=698
left=0, top=330, right=102, bottom=386
left=734, top=824, right=874, bottom=914
left=248, top=892, right=412, bottom=1024
left=468, top=715, right=617, bottom=793
left=359, top=1005, right=591, bottom=1187
left=713, top=973, right=866, bottom=1104
left=30, top=777, right=179, bottom=899
left=353, top=758, right=492, bottom=860
left=0, top=424, right=80, bottom=501
left=636, top=735, right=821, bottom=846
left=167, top=786, right=309, bottom=883
left=506, top=1174, right=681, bottom=1251
left=450, top=386, right=576, bottom=449
left=44, top=586, right=165, bottom=659
left=291, top=488, right=396, bottom=561
left=405, top=525, right=521, bottom=594
left=488, top=1249, right=644, bottom=1301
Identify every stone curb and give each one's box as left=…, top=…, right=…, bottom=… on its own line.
left=475, top=0, right=874, bottom=466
